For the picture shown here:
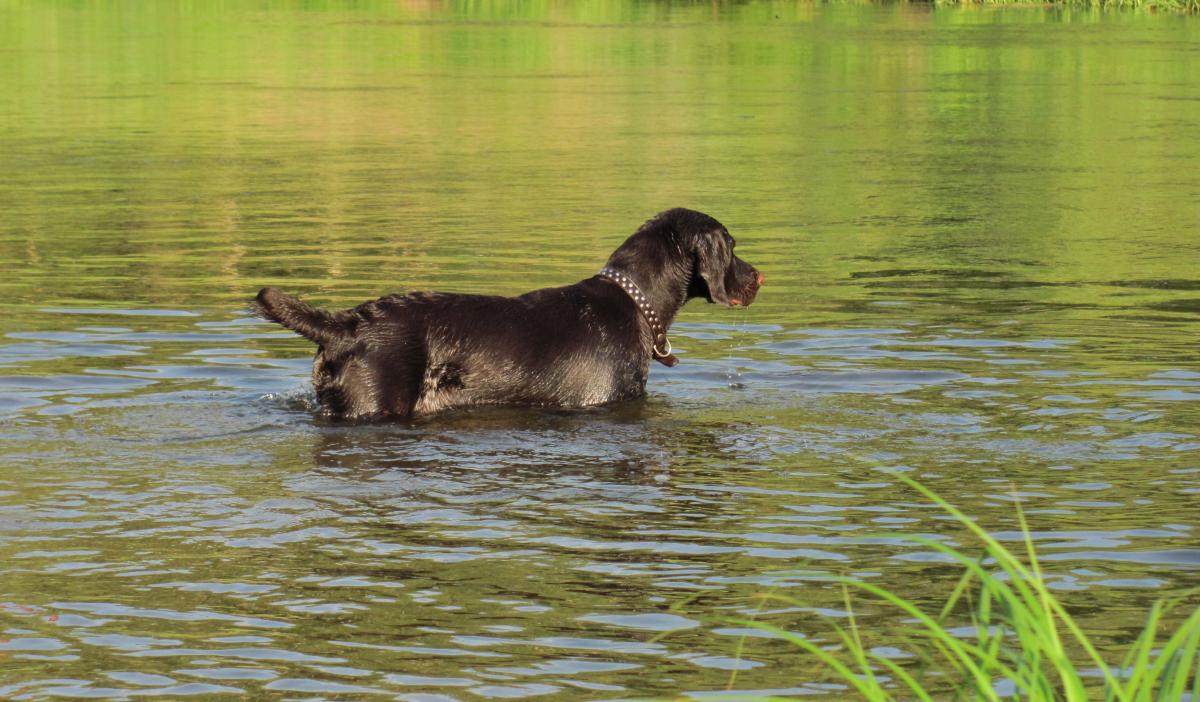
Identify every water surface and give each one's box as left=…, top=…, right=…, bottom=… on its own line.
left=2, top=2, right=1199, bottom=699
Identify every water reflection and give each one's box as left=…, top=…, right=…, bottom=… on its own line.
left=3, top=0, right=1200, bottom=698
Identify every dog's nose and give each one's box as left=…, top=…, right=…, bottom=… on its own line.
left=756, top=271, right=765, bottom=287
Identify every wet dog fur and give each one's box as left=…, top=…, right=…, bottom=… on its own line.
left=256, top=208, right=762, bottom=421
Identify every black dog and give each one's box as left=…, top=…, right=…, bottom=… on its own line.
left=256, top=208, right=762, bottom=421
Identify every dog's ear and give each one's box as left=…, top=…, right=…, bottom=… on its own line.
left=695, top=230, right=733, bottom=306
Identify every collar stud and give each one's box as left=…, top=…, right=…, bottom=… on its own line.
left=598, top=267, right=677, bottom=367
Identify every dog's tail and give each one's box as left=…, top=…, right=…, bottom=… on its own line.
left=255, top=287, right=350, bottom=346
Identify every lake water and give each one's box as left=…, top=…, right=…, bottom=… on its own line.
left=2, top=2, right=1199, bottom=699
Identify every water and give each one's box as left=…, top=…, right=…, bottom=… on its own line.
left=2, top=2, right=1199, bottom=699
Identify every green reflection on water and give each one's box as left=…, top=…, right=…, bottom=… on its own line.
left=1, top=1, right=1198, bottom=699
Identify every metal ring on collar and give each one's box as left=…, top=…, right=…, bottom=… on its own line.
left=653, top=336, right=672, bottom=358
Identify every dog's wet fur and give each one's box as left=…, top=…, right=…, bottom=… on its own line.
left=256, top=208, right=762, bottom=421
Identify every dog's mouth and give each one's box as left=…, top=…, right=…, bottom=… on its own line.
left=698, top=270, right=763, bottom=307
left=728, top=271, right=763, bottom=308
left=728, top=290, right=756, bottom=307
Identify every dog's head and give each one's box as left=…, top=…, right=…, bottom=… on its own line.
left=679, top=211, right=762, bottom=308
left=607, top=208, right=763, bottom=308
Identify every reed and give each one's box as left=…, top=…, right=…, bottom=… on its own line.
left=723, top=472, right=1200, bottom=701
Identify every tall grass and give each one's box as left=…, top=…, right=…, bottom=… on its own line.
left=729, top=472, right=1200, bottom=701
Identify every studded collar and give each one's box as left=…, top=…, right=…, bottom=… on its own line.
left=598, top=266, right=678, bottom=367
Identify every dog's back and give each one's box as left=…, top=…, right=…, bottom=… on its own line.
left=257, top=284, right=646, bottom=420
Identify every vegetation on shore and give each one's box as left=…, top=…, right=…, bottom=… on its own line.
left=933, top=0, right=1198, bottom=12
left=722, top=472, right=1200, bottom=701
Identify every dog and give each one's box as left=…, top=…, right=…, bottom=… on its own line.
left=256, top=208, right=762, bottom=421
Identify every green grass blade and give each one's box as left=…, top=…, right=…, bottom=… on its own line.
left=885, top=471, right=1124, bottom=699
left=885, top=471, right=1035, bottom=582
left=720, top=469, right=1200, bottom=702
left=869, top=652, right=934, bottom=702
left=834, top=577, right=1008, bottom=701
left=840, top=582, right=884, bottom=692
left=1144, top=606, right=1200, bottom=700
left=1192, top=637, right=1200, bottom=702
left=1039, top=593, right=1134, bottom=699
left=1013, top=496, right=1065, bottom=660
left=939, top=566, right=977, bottom=623
left=1116, top=599, right=1163, bottom=701
left=1011, top=497, right=1093, bottom=702
left=723, top=587, right=776, bottom=691
left=733, top=618, right=893, bottom=701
